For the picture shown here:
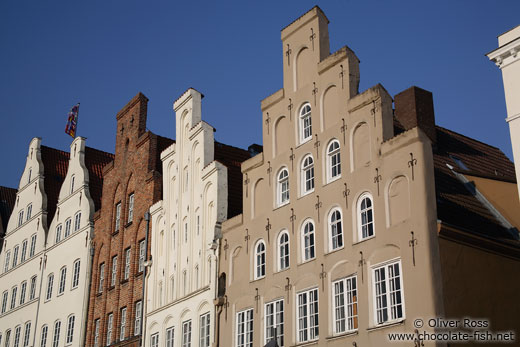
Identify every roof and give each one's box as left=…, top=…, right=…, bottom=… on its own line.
left=85, top=147, right=114, bottom=211
left=0, top=186, right=17, bottom=232
left=214, top=141, right=251, bottom=219
left=41, top=145, right=70, bottom=228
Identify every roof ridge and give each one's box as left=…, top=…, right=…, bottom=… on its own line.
left=435, top=125, right=502, bottom=152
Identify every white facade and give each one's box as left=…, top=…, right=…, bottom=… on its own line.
left=36, top=137, right=96, bottom=347
left=487, top=25, right=520, bottom=199
left=0, top=138, right=50, bottom=347
left=145, top=89, right=228, bottom=347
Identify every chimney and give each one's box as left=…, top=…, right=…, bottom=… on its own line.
left=394, top=86, right=436, bottom=143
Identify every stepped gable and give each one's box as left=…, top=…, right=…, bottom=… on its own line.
left=41, top=145, right=69, bottom=227
left=433, top=126, right=518, bottom=243
left=0, top=185, right=16, bottom=232
left=214, top=141, right=251, bottom=219
left=85, top=147, right=114, bottom=211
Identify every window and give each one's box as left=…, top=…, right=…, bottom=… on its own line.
left=30, top=276, right=37, bottom=300
left=278, top=231, right=289, bottom=271
left=236, top=309, right=253, bottom=347
left=297, top=288, right=319, bottom=343
left=10, top=286, right=18, bottom=309
left=127, top=193, right=134, bottom=223
left=115, top=203, right=121, bottom=231
left=55, top=225, right=63, bottom=243
left=23, top=322, right=31, bottom=347
left=19, top=281, right=27, bottom=305
left=134, top=301, right=142, bottom=336
left=30, top=234, right=37, bottom=257
left=46, top=274, right=54, bottom=301
left=120, top=307, right=127, bottom=340
left=93, top=320, right=100, bottom=347
left=265, top=299, right=284, bottom=347
left=373, top=260, right=404, bottom=325
left=74, top=212, right=81, bottom=232
left=5, top=330, right=11, bottom=347
left=111, top=256, right=118, bottom=287
left=52, top=321, right=61, bottom=347
left=1, top=291, right=7, bottom=313
left=58, top=267, right=67, bottom=295
left=166, top=326, right=174, bottom=347
left=64, top=219, right=72, bottom=238
left=138, top=240, right=145, bottom=273
left=26, top=204, right=32, bottom=221
left=333, top=275, right=358, bottom=334
left=199, top=312, right=210, bottom=347
left=184, top=223, right=188, bottom=243
left=327, top=140, right=341, bottom=181
left=301, top=220, right=315, bottom=261
left=20, top=240, right=28, bottom=263
left=106, top=313, right=113, bottom=345
left=150, top=333, right=159, bottom=347
left=277, top=168, right=290, bottom=206
left=299, top=103, right=312, bottom=143
left=13, top=245, right=19, bottom=268
left=70, top=175, right=75, bottom=194
left=254, top=240, right=266, bottom=279
left=357, top=193, right=374, bottom=240
left=4, top=251, right=10, bottom=272
left=13, top=326, right=21, bottom=347
left=181, top=320, right=191, bottom=347
left=40, top=325, right=48, bottom=347
left=98, top=263, right=105, bottom=293
left=66, top=315, right=75, bottom=344
left=329, top=209, right=344, bottom=251
left=18, top=210, right=24, bottom=227
left=72, top=260, right=80, bottom=288
left=124, top=248, right=131, bottom=280
left=28, top=168, right=32, bottom=183
left=301, top=155, right=314, bottom=194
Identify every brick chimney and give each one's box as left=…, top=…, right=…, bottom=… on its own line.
left=394, top=86, right=436, bottom=143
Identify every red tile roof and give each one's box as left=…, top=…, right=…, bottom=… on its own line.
left=0, top=185, right=17, bottom=232
left=85, top=147, right=114, bottom=212
left=41, top=145, right=70, bottom=227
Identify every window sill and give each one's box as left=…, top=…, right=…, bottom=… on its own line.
left=325, top=245, right=345, bottom=256
left=295, top=339, right=319, bottom=346
left=57, top=292, right=64, bottom=297
left=367, top=319, right=405, bottom=332
left=125, top=221, right=133, bottom=228
left=250, top=276, right=265, bottom=283
left=120, top=278, right=129, bottom=285
left=326, top=330, right=358, bottom=341
left=112, top=230, right=119, bottom=237
left=298, top=257, right=316, bottom=266
left=353, top=235, right=375, bottom=245
left=299, top=189, right=315, bottom=199
left=108, top=285, right=115, bottom=291
left=96, top=292, right=103, bottom=297
left=275, top=267, right=290, bottom=274
left=135, top=271, right=143, bottom=278
left=298, top=137, right=313, bottom=147
left=325, top=175, right=341, bottom=186
left=275, top=201, right=290, bottom=210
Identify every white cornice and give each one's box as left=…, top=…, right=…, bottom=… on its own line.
left=487, top=37, right=520, bottom=69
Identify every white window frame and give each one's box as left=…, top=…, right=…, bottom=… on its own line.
left=26, top=204, right=32, bottom=221
left=254, top=240, right=266, bottom=280
left=297, top=288, right=319, bottom=343
left=328, top=208, right=344, bottom=252
left=278, top=231, right=289, bottom=271
left=10, top=286, right=17, bottom=309
left=124, top=248, right=131, bottom=280
left=58, top=267, right=67, bottom=295
left=52, top=321, right=61, bottom=347
left=74, top=212, right=81, bottom=232
left=333, top=275, right=358, bottom=334
left=301, top=155, right=315, bottom=195
left=46, top=274, right=54, bottom=301
left=181, top=320, right=191, bottom=347
left=14, top=325, right=21, bottom=347
left=127, top=193, right=134, bottom=223
left=299, top=103, right=312, bottom=143
left=23, top=322, right=31, bottom=347
left=106, top=313, right=113, bottom=345
left=94, top=320, right=100, bottom=347
left=357, top=192, right=375, bottom=241
left=18, top=210, right=24, bottom=227
left=150, top=333, right=159, bottom=347
left=327, top=140, right=341, bottom=182
left=20, top=240, right=28, bottom=263
left=236, top=308, right=253, bottom=347
left=19, top=281, right=27, bottom=306
left=4, top=250, right=10, bottom=272
left=72, top=260, right=80, bottom=289
left=138, top=240, right=145, bottom=273
left=111, top=256, right=118, bottom=287
left=264, top=298, right=284, bottom=347
left=199, top=312, right=210, bottom=347
left=120, top=307, right=127, bottom=341
left=64, top=219, right=71, bottom=238
left=1, top=291, right=8, bottom=313
left=134, top=301, right=142, bottom=336
left=372, top=259, right=405, bottom=326
left=98, top=263, right=105, bottom=293
left=66, top=315, right=75, bottom=344
left=301, top=220, right=315, bottom=262
left=277, top=168, right=290, bottom=206
left=30, top=234, right=37, bottom=257
left=40, top=325, right=48, bottom=347
left=55, top=225, right=62, bottom=244
left=115, top=202, right=121, bottom=231
left=166, top=326, right=174, bottom=347
left=30, top=276, right=37, bottom=300
left=12, top=245, right=19, bottom=268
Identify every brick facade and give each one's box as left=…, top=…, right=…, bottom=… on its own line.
left=86, top=93, right=173, bottom=347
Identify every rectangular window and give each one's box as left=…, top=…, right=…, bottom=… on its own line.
left=333, top=275, right=358, bottom=334
left=19, top=281, right=27, bottom=305
left=74, top=212, right=81, bottom=231
left=58, top=267, right=67, bottom=295
left=236, top=308, right=253, bottom=347
left=26, top=204, right=32, bottom=221
left=72, top=260, right=80, bottom=288
left=64, top=219, right=71, bottom=238
left=373, top=260, right=404, bottom=325
left=265, top=299, right=284, bottom=347
left=10, top=287, right=17, bottom=309
left=150, top=333, right=159, bottom=347
left=94, top=319, right=100, bottom=347
left=5, top=330, right=11, bottom=347
left=98, top=263, right=105, bottom=293
left=124, top=248, right=131, bottom=280
left=20, top=240, right=28, bottom=263
left=120, top=307, right=127, bottom=341
left=138, top=240, right=145, bottom=273
left=4, top=251, right=10, bottom=272
left=199, top=312, right=210, bottom=347
left=115, top=203, right=121, bottom=231
left=12, top=246, right=19, bottom=268
left=30, top=234, right=37, bottom=257
left=166, top=327, right=174, bottom=347
left=23, top=322, right=31, bottom=347
left=182, top=320, right=191, bottom=347
left=111, top=256, right=118, bottom=287
left=29, top=276, right=37, bottom=300
left=46, top=274, right=54, bottom=300
left=127, top=193, right=134, bottom=223
left=66, top=315, right=75, bottom=344
left=106, top=313, right=113, bottom=345
left=134, top=301, right=142, bottom=336
left=18, top=210, right=24, bottom=227
left=1, top=291, right=8, bottom=313
left=297, top=288, right=319, bottom=343
left=52, top=321, right=61, bottom=347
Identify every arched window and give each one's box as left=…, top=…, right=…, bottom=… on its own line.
left=357, top=193, right=374, bottom=240
left=301, top=220, right=315, bottom=262
left=254, top=240, right=266, bottom=279
left=299, top=103, right=312, bottom=143
left=64, top=219, right=72, bottom=238
left=327, top=140, right=341, bottom=182
left=55, top=225, right=62, bottom=244
left=40, top=325, right=49, bottom=347
left=277, top=168, right=290, bottom=206
left=278, top=231, right=290, bottom=271
left=329, top=209, right=343, bottom=251
left=301, top=155, right=315, bottom=195
left=74, top=212, right=81, bottom=232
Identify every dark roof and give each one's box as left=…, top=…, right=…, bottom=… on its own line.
left=85, top=147, right=114, bottom=211
left=214, top=141, right=251, bottom=219
left=0, top=186, right=17, bottom=232
left=41, top=146, right=70, bottom=228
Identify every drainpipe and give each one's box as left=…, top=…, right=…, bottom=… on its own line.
left=140, top=211, right=151, bottom=346
left=82, top=239, right=95, bottom=346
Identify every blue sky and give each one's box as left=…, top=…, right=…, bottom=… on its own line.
left=0, top=1, right=518, bottom=188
